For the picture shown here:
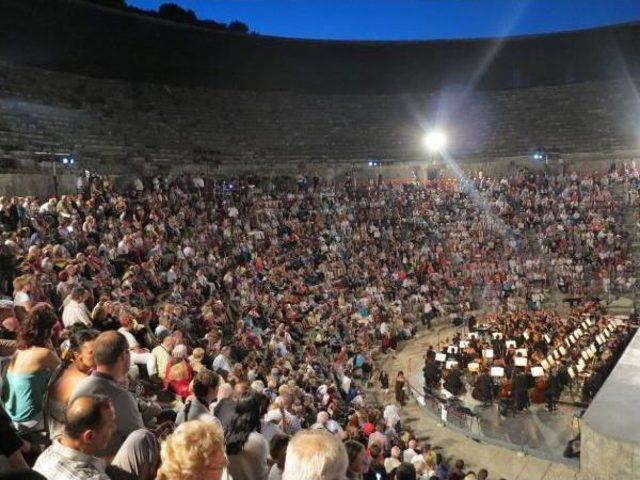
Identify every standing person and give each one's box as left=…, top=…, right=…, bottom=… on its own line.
left=379, top=370, right=389, bottom=394
left=544, top=370, right=561, bottom=412
left=511, top=368, right=530, bottom=411
left=394, top=371, right=406, bottom=406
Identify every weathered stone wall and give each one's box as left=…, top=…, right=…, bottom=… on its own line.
left=1, top=62, right=639, bottom=181
left=579, top=328, right=640, bottom=480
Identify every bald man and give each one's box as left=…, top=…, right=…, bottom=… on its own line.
left=34, top=395, right=158, bottom=480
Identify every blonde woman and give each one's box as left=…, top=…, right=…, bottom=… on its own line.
left=156, top=420, right=230, bottom=480
left=12, top=275, right=33, bottom=317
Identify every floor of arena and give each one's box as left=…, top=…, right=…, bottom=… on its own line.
left=373, top=321, right=581, bottom=480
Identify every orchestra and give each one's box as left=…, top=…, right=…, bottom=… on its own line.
left=421, top=303, right=631, bottom=414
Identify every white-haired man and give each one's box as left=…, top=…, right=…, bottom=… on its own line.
left=281, top=429, right=348, bottom=480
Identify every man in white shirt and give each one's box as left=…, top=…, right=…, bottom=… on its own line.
left=151, top=330, right=175, bottom=379
left=38, top=198, right=56, bottom=214
left=212, top=346, right=232, bottom=375
left=62, top=287, right=92, bottom=328
left=403, top=438, right=418, bottom=463
left=383, top=403, right=401, bottom=432
left=118, top=315, right=158, bottom=379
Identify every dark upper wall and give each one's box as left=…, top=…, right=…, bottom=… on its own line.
left=1, top=61, right=639, bottom=175
left=0, top=0, right=639, bottom=94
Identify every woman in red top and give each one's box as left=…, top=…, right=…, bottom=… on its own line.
left=164, top=344, right=194, bottom=400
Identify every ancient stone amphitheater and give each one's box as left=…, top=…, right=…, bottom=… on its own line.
left=0, top=0, right=639, bottom=186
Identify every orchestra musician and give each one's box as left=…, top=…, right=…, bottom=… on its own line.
left=422, top=355, right=440, bottom=394
left=511, top=367, right=531, bottom=411
left=471, top=367, right=494, bottom=404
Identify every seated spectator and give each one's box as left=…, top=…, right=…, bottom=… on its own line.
left=61, top=287, right=92, bottom=328
left=435, top=453, right=448, bottom=480
left=447, top=459, right=465, bottom=480
left=163, top=344, right=193, bottom=400
left=345, top=440, right=371, bottom=480
left=383, top=403, right=402, bottom=433
left=417, top=451, right=437, bottom=479
left=117, top=315, right=158, bottom=382
left=176, top=368, right=221, bottom=426
left=69, top=331, right=145, bottom=458
left=384, top=446, right=402, bottom=474
left=48, top=328, right=99, bottom=438
left=268, top=432, right=290, bottom=480
left=156, top=420, right=230, bottom=480
left=0, top=404, right=29, bottom=471
left=188, top=347, right=206, bottom=373
left=33, top=395, right=159, bottom=480
left=394, top=463, right=417, bottom=480
left=212, top=346, right=232, bottom=377
left=225, top=390, right=270, bottom=480
left=12, top=276, right=33, bottom=318
left=2, top=304, right=61, bottom=429
left=281, top=429, right=348, bottom=480
left=402, top=439, right=418, bottom=463
left=151, top=330, right=175, bottom=381
left=368, top=421, right=389, bottom=452
left=367, top=442, right=387, bottom=480
left=213, top=383, right=237, bottom=432
left=0, top=299, right=19, bottom=342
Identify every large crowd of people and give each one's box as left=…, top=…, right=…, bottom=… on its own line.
left=0, top=163, right=637, bottom=480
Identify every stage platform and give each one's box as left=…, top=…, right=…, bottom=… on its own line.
left=580, top=326, right=640, bottom=480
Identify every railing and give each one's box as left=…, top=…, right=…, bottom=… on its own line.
left=406, top=374, right=579, bottom=466
left=407, top=379, right=481, bottom=436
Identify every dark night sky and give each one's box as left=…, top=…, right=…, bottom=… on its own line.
left=128, top=0, right=640, bottom=41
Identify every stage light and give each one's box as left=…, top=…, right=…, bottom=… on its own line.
left=69, top=158, right=75, bottom=165
left=61, top=157, right=69, bottom=165
left=532, top=150, right=547, bottom=162
left=423, top=130, right=448, bottom=153
left=368, top=161, right=374, bottom=167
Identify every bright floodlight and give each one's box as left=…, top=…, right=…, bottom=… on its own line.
left=423, top=130, right=448, bottom=152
